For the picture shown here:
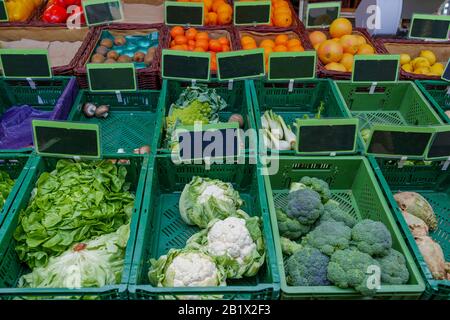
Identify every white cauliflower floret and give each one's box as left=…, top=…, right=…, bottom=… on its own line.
left=198, top=185, right=230, bottom=204
left=164, top=252, right=219, bottom=287
left=207, top=217, right=256, bottom=265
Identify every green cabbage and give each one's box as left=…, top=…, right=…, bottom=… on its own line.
left=14, top=160, right=135, bottom=268
left=19, top=224, right=130, bottom=289
left=0, top=170, right=15, bottom=210
left=179, top=176, right=244, bottom=228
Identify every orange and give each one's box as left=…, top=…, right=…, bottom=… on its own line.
left=339, top=35, right=359, bottom=55
left=329, top=18, right=352, bottom=38
left=209, top=39, right=223, bottom=52
left=242, top=43, right=257, bottom=50
left=314, top=43, right=320, bottom=51
left=196, top=39, right=209, bottom=51
left=170, top=40, right=176, bottom=48
left=340, top=53, right=354, bottom=71
left=275, top=7, right=291, bottom=16
left=325, top=62, right=347, bottom=72
left=289, top=45, right=304, bottom=52
left=263, top=46, right=273, bottom=57
left=317, top=40, right=343, bottom=64
left=194, top=47, right=205, bottom=52
left=170, top=26, right=184, bottom=38
left=260, top=39, right=275, bottom=48
left=195, top=32, right=209, bottom=41
left=287, top=38, right=301, bottom=48
left=212, top=0, right=226, bottom=12
left=171, top=45, right=185, bottom=51
left=188, top=39, right=196, bottom=47
left=332, top=38, right=340, bottom=42
left=216, top=3, right=232, bottom=16
left=181, top=44, right=189, bottom=51
left=217, top=12, right=232, bottom=25
left=273, top=1, right=289, bottom=9
left=241, top=36, right=256, bottom=47
left=357, top=44, right=375, bottom=55
left=221, top=45, right=231, bottom=52
left=275, top=34, right=289, bottom=45
left=273, top=13, right=292, bottom=28
left=204, top=0, right=213, bottom=12
left=185, top=28, right=198, bottom=40
left=174, top=35, right=188, bottom=45
left=309, top=31, right=327, bottom=46
left=188, top=45, right=195, bottom=51
left=273, top=45, right=288, bottom=52
left=354, top=35, right=366, bottom=46
left=218, top=37, right=229, bottom=46
left=207, top=12, right=218, bottom=25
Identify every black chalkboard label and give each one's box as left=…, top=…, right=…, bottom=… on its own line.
left=368, top=130, right=432, bottom=157
left=217, top=49, right=265, bottom=81
left=409, top=14, right=450, bottom=41
left=0, top=1, right=8, bottom=22
left=162, top=50, right=210, bottom=81
left=32, top=120, right=101, bottom=159
left=442, top=58, right=450, bottom=82
left=427, top=130, right=450, bottom=159
left=176, top=123, right=240, bottom=161
left=87, top=63, right=136, bottom=92
left=296, top=119, right=357, bottom=154
left=353, top=55, right=400, bottom=83
left=0, top=49, right=51, bottom=79
left=234, top=1, right=271, bottom=26
left=268, top=52, right=316, bottom=81
left=306, top=2, right=341, bottom=28
left=165, top=2, right=204, bottom=26
left=82, top=0, right=123, bottom=26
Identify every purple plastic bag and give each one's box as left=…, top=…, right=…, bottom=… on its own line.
left=0, top=105, right=52, bottom=149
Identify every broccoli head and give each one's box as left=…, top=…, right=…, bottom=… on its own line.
left=277, top=208, right=311, bottom=240
left=327, top=248, right=381, bottom=296
left=296, top=176, right=332, bottom=204
left=302, top=220, right=352, bottom=256
left=286, top=189, right=324, bottom=225
left=376, top=249, right=410, bottom=285
left=280, top=237, right=303, bottom=256
left=351, top=219, right=392, bottom=257
left=318, top=200, right=357, bottom=228
left=286, top=246, right=331, bottom=286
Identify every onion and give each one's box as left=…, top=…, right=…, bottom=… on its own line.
left=82, top=103, right=97, bottom=118
left=95, top=105, right=110, bottom=118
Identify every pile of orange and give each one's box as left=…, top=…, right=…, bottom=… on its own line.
left=169, top=26, right=231, bottom=71
left=240, top=33, right=304, bottom=70
left=177, top=0, right=232, bottom=25
left=270, top=0, right=293, bottom=27
left=308, top=18, right=376, bottom=72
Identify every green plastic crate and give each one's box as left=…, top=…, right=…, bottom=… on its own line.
left=369, top=157, right=450, bottom=300
left=0, top=77, right=74, bottom=153
left=263, top=156, right=425, bottom=299
left=335, top=81, right=444, bottom=131
left=67, top=89, right=164, bottom=155
left=251, top=79, right=356, bottom=155
left=128, top=155, right=280, bottom=300
left=415, top=80, right=450, bottom=124
left=156, top=79, right=257, bottom=154
left=0, top=154, right=33, bottom=229
left=0, top=154, right=149, bottom=300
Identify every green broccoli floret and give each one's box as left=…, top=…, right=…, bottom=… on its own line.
left=302, top=220, right=351, bottom=256
left=286, top=246, right=331, bottom=286
left=351, top=219, right=392, bottom=257
left=376, top=249, right=410, bottom=285
left=277, top=208, right=311, bottom=240
left=280, top=237, right=303, bottom=256
left=291, top=177, right=331, bottom=204
left=327, top=248, right=381, bottom=296
left=286, top=189, right=324, bottom=225
left=318, top=200, right=357, bottom=228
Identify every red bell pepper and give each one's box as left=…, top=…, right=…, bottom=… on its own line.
left=42, top=4, right=68, bottom=23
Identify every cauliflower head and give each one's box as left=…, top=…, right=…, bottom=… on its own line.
left=318, top=200, right=357, bottom=228
left=327, top=249, right=380, bottom=296
left=376, top=249, right=409, bottom=285
left=290, top=176, right=331, bottom=204
left=186, top=211, right=265, bottom=279
left=148, top=248, right=225, bottom=289
left=286, top=246, right=330, bottom=286
left=179, top=176, right=243, bottom=228
left=276, top=208, right=311, bottom=240
left=302, top=221, right=351, bottom=256
left=351, top=219, right=392, bottom=257
left=286, top=189, right=324, bottom=225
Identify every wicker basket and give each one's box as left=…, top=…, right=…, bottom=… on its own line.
left=306, top=28, right=382, bottom=80
left=0, top=0, right=45, bottom=26
left=0, top=26, right=92, bottom=76
left=377, top=38, right=450, bottom=81
left=75, top=23, right=164, bottom=90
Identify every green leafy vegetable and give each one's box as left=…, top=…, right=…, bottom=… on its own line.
left=14, top=160, right=135, bottom=268
left=0, top=170, right=15, bottom=210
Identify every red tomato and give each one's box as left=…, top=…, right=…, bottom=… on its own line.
left=65, top=0, right=82, bottom=5
left=43, top=4, right=69, bottom=23
left=48, top=0, right=68, bottom=8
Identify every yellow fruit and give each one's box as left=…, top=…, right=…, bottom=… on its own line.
left=324, top=62, right=347, bottom=72
left=400, top=53, right=411, bottom=66
left=430, top=63, right=445, bottom=76
left=412, top=57, right=430, bottom=69
left=401, top=63, right=413, bottom=73
left=420, top=50, right=437, bottom=66
left=340, top=53, right=354, bottom=71
left=414, top=66, right=431, bottom=75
